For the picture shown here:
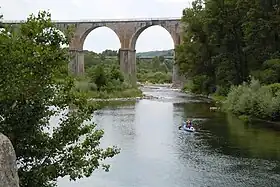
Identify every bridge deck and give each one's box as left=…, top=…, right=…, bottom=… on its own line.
left=2, top=17, right=181, bottom=24
left=93, top=56, right=174, bottom=60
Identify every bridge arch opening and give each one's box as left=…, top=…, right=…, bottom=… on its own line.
left=133, top=25, right=175, bottom=84
left=82, top=26, right=121, bottom=51
left=131, top=25, right=175, bottom=50
left=82, top=26, right=121, bottom=71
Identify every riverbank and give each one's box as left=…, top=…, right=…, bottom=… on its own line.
left=182, top=90, right=225, bottom=105
left=74, top=76, right=177, bottom=99
left=89, top=94, right=158, bottom=102
left=86, top=88, right=143, bottom=99
left=182, top=82, right=280, bottom=125
left=74, top=79, right=143, bottom=99
left=88, top=94, right=161, bottom=109
left=138, top=82, right=173, bottom=87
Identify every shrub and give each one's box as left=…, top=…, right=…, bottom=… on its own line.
left=74, top=64, right=142, bottom=98
left=137, top=71, right=172, bottom=84
left=89, top=65, right=107, bottom=90
left=110, top=65, right=124, bottom=82
left=224, top=78, right=280, bottom=120
left=263, top=83, right=280, bottom=96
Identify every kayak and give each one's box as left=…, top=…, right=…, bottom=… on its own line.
left=180, top=122, right=196, bottom=132
left=182, top=125, right=195, bottom=132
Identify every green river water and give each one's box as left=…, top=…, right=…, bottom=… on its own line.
left=58, top=85, right=280, bottom=187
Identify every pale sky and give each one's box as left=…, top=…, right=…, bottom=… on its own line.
left=1, top=0, right=192, bottom=52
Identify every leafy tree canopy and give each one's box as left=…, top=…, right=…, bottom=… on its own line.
left=176, top=0, right=280, bottom=95
left=0, top=11, right=119, bottom=187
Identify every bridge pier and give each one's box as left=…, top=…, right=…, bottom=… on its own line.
left=119, top=48, right=137, bottom=86
left=172, top=63, right=184, bottom=88
left=69, top=50, right=84, bottom=75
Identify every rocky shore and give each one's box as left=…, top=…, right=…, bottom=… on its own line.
left=89, top=94, right=159, bottom=102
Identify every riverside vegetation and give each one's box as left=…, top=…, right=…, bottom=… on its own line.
left=176, top=0, right=280, bottom=121
left=0, top=11, right=120, bottom=187
left=74, top=50, right=173, bottom=99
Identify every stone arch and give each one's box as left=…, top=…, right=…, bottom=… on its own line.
left=79, top=26, right=121, bottom=50
left=129, top=24, right=176, bottom=50
left=128, top=21, right=183, bottom=88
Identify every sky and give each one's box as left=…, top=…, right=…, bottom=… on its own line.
left=1, top=0, right=192, bottom=52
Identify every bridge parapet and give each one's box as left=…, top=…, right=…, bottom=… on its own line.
left=2, top=17, right=181, bottom=24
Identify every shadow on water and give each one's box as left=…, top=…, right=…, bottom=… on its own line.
left=198, top=113, right=280, bottom=161
left=173, top=101, right=280, bottom=186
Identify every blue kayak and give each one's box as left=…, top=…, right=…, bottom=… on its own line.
left=180, top=122, right=196, bottom=132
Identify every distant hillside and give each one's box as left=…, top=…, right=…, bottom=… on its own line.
left=83, top=49, right=174, bottom=58
left=136, top=49, right=174, bottom=57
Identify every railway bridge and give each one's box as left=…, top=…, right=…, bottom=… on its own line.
left=3, top=18, right=185, bottom=87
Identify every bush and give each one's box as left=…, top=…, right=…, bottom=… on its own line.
left=224, top=78, right=280, bottom=120
left=215, top=85, right=230, bottom=96
left=183, top=75, right=215, bottom=95
left=137, top=71, right=172, bottom=84
left=110, top=65, right=124, bottom=82
left=89, top=65, right=107, bottom=90
left=74, top=64, right=143, bottom=98
left=183, top=80, right=194, bottom=92
left=263, top=83, right=280, bottom=96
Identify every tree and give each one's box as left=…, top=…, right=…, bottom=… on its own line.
left=0, top=11, right=119, bottom=187
left=100, top=53, right=106, bottom=61
left=110, top=65, right=124, bottom=82
left=101, top=49, right=118, bottom=56
left=90, top=65, right=108, bottom=90
left=176, top=0, right=280, bottom=95
left=158, top=55, right=165, bottom=63
left=176, top=0, right=216, bottom=94
left=151, top=57, right=161, bottom=72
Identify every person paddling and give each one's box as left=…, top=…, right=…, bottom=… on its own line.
left=187, top=119, right=194, bottom=128
left=186, top=119, right=191, bottom=128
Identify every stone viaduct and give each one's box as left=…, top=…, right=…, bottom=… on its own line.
left=4, top=18, right=185, bottom=87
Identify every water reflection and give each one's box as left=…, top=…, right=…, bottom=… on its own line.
left=58, top=86, right=280, bottom=187
left=134, top=100, right=174, bottom=161
left=173, top=102, right=214, bottom=118
left=94, top=105, right=137, bottom=148
left=226, top=114, right=280, bottom=160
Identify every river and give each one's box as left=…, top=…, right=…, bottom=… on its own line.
left=58, top=85, right=280, bottom=187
